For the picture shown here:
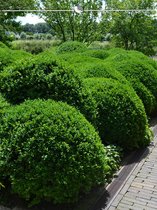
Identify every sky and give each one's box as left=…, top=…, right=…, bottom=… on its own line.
left=16, top=14, right=45, bottom=25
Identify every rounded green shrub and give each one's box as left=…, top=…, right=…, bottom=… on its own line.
left=0, top=47, right=32, bottom=72
left=129, top=80, right=156, bottom=116
left=128, top=50, right=157, bottom=70
left=78, top=62, right=127, bottom=83
left=0, top=93, right=10, bottom=110
left=104, top=52, right=157, bottom=114
left=56, top=41, right=87, bottom=54
left=0, top=54, right=97, bottom=123
left=0, top=42, right=9, bottom=49
left=84, top=78, right=151, bottom=150
left=82, top=49, right=109, bottom=60
left=58, top=53, right=127, bottom=83
left=0, top=99, right=109, bottom=204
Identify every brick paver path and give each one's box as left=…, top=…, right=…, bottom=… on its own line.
left=106, top=124, right=157, bottom=210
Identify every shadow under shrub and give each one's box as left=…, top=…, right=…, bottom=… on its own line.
left=0, top=100, right=110, bottom=205
left=0, top=53, right=96, bottom=123
left=84, top=78, right=152, bottom=150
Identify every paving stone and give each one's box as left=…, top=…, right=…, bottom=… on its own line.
left=107, top=206, right=116, bottom=210
left=132, top=203, right=147, bottom=210
left=120, top=199, right=134, bottom=206
left=117, top=203, right=133, bottom=209
left=122, top=196, right=147, bottom=206
left=147, top=203, right=157, bottom=209
left=104, top=121, right=157, bottom=210
left=110, top=194, right=123, bottom=207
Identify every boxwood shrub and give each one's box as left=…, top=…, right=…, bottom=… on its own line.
left=0, top=99, right=111, bottom=205
left=58, top=53, right=127, bottom=83
left=104, top=53, right=157, bottom=114
left=0, top=93, right=10, bottom=110
left=0, top=47, right=32, bottom=72
left=129, top=79, right=157, bottom=115
left=0, top=42, right=9, bottom=49
left=84, top=78, right=152, bottom=150
left=0, top=54, right=97, bottom=123
left=82, top=49, right=109, bottom=60
left=106, top=48, right=157, bottom=70
left=56, top=41, right=87, bottom=54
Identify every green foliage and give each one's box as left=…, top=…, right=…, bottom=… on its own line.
left=88, top=41, right=111, bottom=49
left=0, top=47, right=32, bottom=72
left=41, top=0, right=102, bottom=42
left=129, top=80, right=156, bottom=116
left=105, top=145, right=122, bottom=178
left=82, top=49, right=109, bottom=59
left=11, top=40, right=61, bottom=54
left=0, top=99, right=110, bottom=204
left=84, top=78, right=151, bottom=150
left=104, top=0, right=157, bottom=55
left=0, top=42, right=8, bottom=49
left=104, top=49, right=157, bottom=114
left=0, top=94, right=10, bottom=110
left=0, top=53, right=97, bottom=123
left=56, top=41, right=87, bottom=54
left=58, top=52, right=127, bottom=83
left=128, top=50, right=157, bottom=69
left=0, top=0, right=37, bottom=43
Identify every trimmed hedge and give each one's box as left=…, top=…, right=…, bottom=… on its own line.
left=84, top=78, right=152, bottom=150
left=82, top=49, right=109, bottom=60
left=0, top=42, right=9, bottom=49
left=58, top=53, right=127, bottom=83
left=0, top=99, right=110, bottom=204
left=104, top=50, right=157, bottom=114
left=0, top=47, right=32, bottom=72
left=0, top=53, right=97, bottom=123
left=56, top=41, right=87, bottom=54
left=129, top=80, right=156, bottom=116
left=0, top=93, right=10, bottom=110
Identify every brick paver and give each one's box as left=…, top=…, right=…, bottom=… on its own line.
left=106, top=124, right=157, bottom=210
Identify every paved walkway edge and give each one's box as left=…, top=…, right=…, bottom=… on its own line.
left=104, top=123, right=157, bottom=210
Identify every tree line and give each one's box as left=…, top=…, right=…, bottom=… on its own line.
left=0, top=0, right=157, bottom=55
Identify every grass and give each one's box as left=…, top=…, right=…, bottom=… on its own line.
left=11, top=39, right=61, bottom=54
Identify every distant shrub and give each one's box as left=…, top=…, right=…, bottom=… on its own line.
left=0, top=99, right=111, bottom=204
left=56, top=41, right=87, bottom=54
left=11, top=40, right=61, bottom=54
left=88, top=41, right=111, bottom=49
left=84, top=78, right=151, bottom=150
left=82, top=49, right=109, bottom=59
left=0, top=54, right=97, bottom=123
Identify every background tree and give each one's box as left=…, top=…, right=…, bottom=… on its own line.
left=22, top=22, right=52, bottom=34
left=102, top=0, right=157, bottom=55
left=0, top=0, right=37, bottom=42
left=41, top=0, right=103, bottom=43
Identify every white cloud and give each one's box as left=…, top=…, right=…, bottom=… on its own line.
left=16, top=14, right=45, bottom=25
